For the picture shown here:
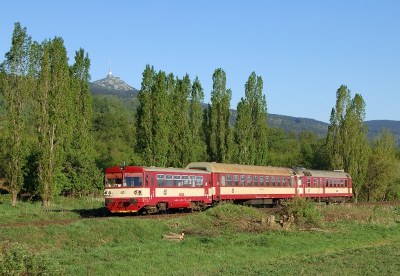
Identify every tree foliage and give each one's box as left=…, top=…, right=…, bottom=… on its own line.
left=0, top=23, right=32, bottom=206
left=326, top=85, right=369, bottom=202
left=207, top=68, right=234, bottom=163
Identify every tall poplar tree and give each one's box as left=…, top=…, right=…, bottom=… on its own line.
left=233, top=98, right=254, bottom=164
left=234, top=72, right=268, bottom=165
left=33, top=37, right=72, bottom=206
left=0, top=22, right=32, bottom=206
left=247, top=72, right=268, bottom=165
left=208, top=68, right=233, bottom=163
left=189, top=77, right=207, bottom=162
left=326, top=85, right=369, bottom=202
left=62, top=48, right=100, bottom=195
left=168, top=74, right=191, bottom=167
left=136, top=66, right=170, bottom=166
left=136, top=65, right=156, bottom=165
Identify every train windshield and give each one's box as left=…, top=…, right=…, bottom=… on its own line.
left=105, top=173, right=123, bottom=187
left=125, top=173, right=143, bottom=187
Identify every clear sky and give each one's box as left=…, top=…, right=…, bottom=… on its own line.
left=1, top=0, right=399, bottom=123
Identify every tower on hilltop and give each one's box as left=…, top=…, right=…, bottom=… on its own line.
left=107, top=60, right=113, bottom=78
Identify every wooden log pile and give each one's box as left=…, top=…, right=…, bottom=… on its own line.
left=162, top=232, right=185, bottom=242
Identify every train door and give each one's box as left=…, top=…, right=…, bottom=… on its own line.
left=296, top=176, right=304, bottom=198
left=204, top=175, right=212, bottom=204
left=213, top=173, right=221, bottom=202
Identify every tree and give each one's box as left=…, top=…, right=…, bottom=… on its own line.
left=188, top=76, right=207, bottom=162
left=33, top=37, right=72, bottom=206
left=136, top=66, right=170, bottom=166
left=168, top=74, right=191, bottom=167
left=136, top=64, right=156, bottom=166
left=234, top=72, right=268, bottom=165
left=326, top=85, right=369, bottom=202
left=61, top=48, right=101, bottom=196
left=363, top=129, right=400, bottom=201
left=207, top=68, right=233, bottom=163
left=233, top=98, right=254, bottom=164
left=0, top=22, right=32, bottom=206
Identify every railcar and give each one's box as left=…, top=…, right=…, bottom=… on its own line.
left=104, top=162, right=352, bottom=213
left=104, top=165, right=212, bottom=213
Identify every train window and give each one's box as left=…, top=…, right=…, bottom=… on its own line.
left=182, top=175, right=189, bottom=187
left=174, top=175, right=182, bottom=187
left=240, top=175, right=245, bottom=186
left=166, top=175, right=173, bottom=187
left=151, top=174, right=154, bottom=187
left=344, top=179, right=348, bottom=187
left=313, top=178, right=318, bottom=187
left=157, top=174, right=164, bottom=187
left=271, top=177, right=275, bottom=186
left=334, top=179, right=337, bottom=187
left=326, top=179, right=329, bottom=188
left=277, top=177, right=281, bottom=187
left=307, top=178, right=311, bottom=188
left=254, top=176, right=259, bottom=187
left=227, top=175, right=232, bottom=186
left=221, top=175, right=226, bottom=186
left=288, top=177, right=292, bottom=187
left=234, top=175, right=239, bottom=186
left=196, top=176, right=203, bottom=187
left=125, top=173, right=143, bottom=187
left=282, top=177, right=286, bottom=187
left=260, top=176, right=264, bottom=187
left=105, top=173, right=123, bottom=187
left=266, top=176, right=269, bottom=186
left=189, top=176, right=196, bottom=187
left=247, top=175, right=252, bottom=186
left=341, top=180, right=345, bottom=187
left=146, top=173, right=148, bottom=187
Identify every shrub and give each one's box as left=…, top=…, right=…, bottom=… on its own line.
left=0, top=241, right=62, bottom=276
left=281, top=196, right=323, bottom=228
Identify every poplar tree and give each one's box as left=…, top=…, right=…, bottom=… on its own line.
left=247, top=73, right=268, bottom=165
left=168, top=74, right=191, bottom=167
left=33, top=37, right=71, bottom=206
left=189, top=77, right=207, bottom=162
left=233, top=98, right=254, bottom=164
left=136, top=66, right=170, bottom=166
left=0, top=23, right=32, bottom=206
left=234, top=72, right=268, bottom=165
left=208, top=68, right=233, bottom=163
left=62, top=48, right=100, bottom=195
left=326, top=85, right=369, bottom=202
left=151, top=70, right=170, bottom=166
left=136, top=65, right=156, bottom=165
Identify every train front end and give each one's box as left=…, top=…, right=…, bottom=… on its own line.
left=104, top=166, right=149, bottom=213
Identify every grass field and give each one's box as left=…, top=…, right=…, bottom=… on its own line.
left=1, top=194, right=400, bottom=275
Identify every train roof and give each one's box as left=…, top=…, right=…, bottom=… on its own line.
left=105, top=165, right=210, bottom=174
left=185, top=162, right=296, bottom=176
left=292, top=167, right=351, bottom=178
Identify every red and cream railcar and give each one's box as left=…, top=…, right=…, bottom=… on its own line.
left=104, top=165, right=212, bottom=213
left=185, top=162, right=352, bottom=205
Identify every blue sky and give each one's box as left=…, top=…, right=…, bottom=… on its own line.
left=1, top=0, right=399, bottom=123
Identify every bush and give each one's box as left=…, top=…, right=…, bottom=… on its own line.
left=281, top=196, right=323, bottom=228
left=0, top=241, right=62, bottom=276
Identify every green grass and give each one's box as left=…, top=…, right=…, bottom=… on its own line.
left=1, top=197, right=400, bottom=275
